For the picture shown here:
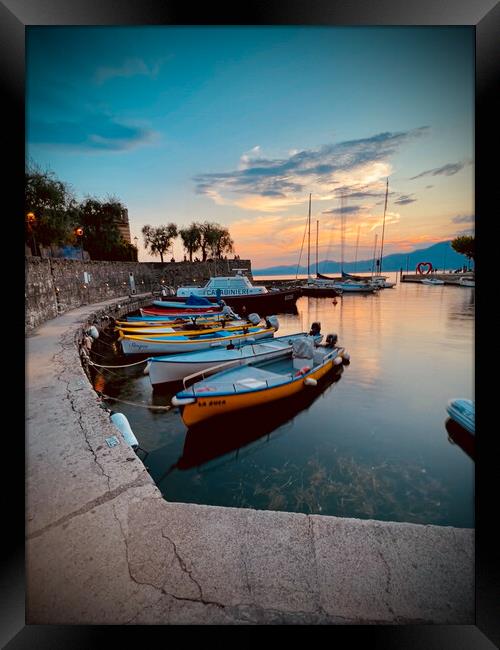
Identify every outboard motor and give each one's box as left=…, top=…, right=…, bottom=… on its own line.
left=309, top=322, right=321, bottom=337
left=247, top=313, right=261, bottom=326
left=265, top=315, right=280, bottom=332
left=221, top=304, right=239, bottom=320
left=325, top=333, right=338, bottom=348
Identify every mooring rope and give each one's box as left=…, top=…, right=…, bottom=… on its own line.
left=88, top=358, right=148, bottom=369
left=98, top=393, right=172, bottom=411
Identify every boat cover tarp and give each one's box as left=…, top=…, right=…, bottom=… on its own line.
left=186, top=294, right=213, bottom=306
left=292, top=337, right=314, bottom=359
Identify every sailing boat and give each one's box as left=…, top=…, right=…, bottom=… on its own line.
left=300, top=195, right=343, bottom=297
left=315, top=192, right=378, bottom=293
left=341, top=179, right=396, bottom=288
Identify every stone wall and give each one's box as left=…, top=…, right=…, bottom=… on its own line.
left=25, top=258, right=58, bottom=331
left=26, top=257, right=252, bottom=333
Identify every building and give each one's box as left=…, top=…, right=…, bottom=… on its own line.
left=115, top=208, right=132, bottom=244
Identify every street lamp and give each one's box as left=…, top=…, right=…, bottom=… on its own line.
left=26, top=212, right=37, bottom=256
left=75, top=227, right=84, bottom=261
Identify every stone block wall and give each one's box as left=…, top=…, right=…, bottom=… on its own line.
left=25, top=258, right=58, bottom=331
left=26, top=257, right=252, bottom=333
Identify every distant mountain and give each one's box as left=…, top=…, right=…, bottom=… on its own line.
left=253, top=241, right=471, bottom=275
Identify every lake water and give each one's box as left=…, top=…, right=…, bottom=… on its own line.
left=95, top=273, right=474, bottom=527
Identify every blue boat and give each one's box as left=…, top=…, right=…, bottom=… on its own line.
left=446, top=399, right=475, bottom=435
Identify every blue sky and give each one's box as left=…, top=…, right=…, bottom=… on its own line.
left=26, top=26, right=474, bottom=267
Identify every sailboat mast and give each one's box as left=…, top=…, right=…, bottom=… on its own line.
left=340, top=192, right=345, bottom=275
left=371, top=234, right=378, bottom=278
left=307, top=193, right=311, bottom=278
left=353, top=225, right=360, bottom=273
left=379, top=178, right=389, bottom=275
left=316, top=219, right=319, bottom=275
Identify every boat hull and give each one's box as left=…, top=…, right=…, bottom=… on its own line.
left=120, top=328, right=275, bottom=355
left=149, top=335, right=307, bottom=385
left=161, top=288, right=301, bottom=315
left=446, top=399, right=475, bottom=435
left=177, top=350, right=343, bottom=427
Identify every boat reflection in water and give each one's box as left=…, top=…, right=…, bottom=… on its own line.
left=445, top=417, right=475, bottom=461
left=163, top=365, right=344, bottom=476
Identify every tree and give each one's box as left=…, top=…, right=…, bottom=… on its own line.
left=179, top=223, right=202, bottom=262
left=25, top=165, right=79, bottom=250
left=451, top=235, right=474, bottom=266
left=78, top=198, right=125, bottom=260
left=199, top=222, right=234, bottom=260
left=142, top=224, right=178, bottom=263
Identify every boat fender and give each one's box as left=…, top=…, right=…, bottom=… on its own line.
left=304, top=377, right=317, bottom=387
left=247, top=313, right=261, bottom=325
left=342, top=352, right=350, bottom=364
left=295, top=366, right=311, bottom=377
left=143, top=361, right=151, bottom=375
left=333, top=356, right=343, bottom=366
left=87, top=325, right=99, bottom=339
left=110, top=412, right=139, bottom=449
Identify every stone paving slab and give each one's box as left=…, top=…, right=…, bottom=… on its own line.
left=26, top=296, right=475, bottom=625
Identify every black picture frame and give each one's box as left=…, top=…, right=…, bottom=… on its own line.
left=9, top=0, right=499, bottom=646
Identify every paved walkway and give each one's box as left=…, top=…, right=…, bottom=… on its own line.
left=26, top=297, right=474, bottom=624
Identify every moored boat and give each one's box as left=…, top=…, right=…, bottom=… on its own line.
left=116, top=318, right=249, bottom=336
left=458, top=277, right=475, bottom=287
left=119, top=318, right=278, bottom=355
left=176, top=270, right=268, bottom=298
left=421, top=278, right=445, bottom=285
left=172, top=335, right=349, bottom=427
left=446, top=398, right=475, bottom=435
left=148, top=331, right=321, bottom=386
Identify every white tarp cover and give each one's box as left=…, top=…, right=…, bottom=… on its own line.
left=292, top=337, right=314, bottom=359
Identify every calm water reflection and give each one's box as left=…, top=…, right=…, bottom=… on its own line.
left=97, top=274, right=474, bottom=527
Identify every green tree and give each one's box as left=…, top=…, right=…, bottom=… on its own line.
left=199, top=222, right=234, bottom=260
left=25, top=165, right=79, bottom=250
left=79, top=197, right=128, bottom=260
left=179, top=223, right=202, bottom=262
left=451, top=235, right=475, bottom=265
left=142, top=224, right=178, bottom=263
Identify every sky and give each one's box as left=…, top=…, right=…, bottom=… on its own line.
left=26, top=26, right=474, bottom=268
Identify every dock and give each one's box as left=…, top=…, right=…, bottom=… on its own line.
left=400, top=273, right=474, bottom=285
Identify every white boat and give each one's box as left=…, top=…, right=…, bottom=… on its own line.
left=120, top=319, right=278, bottom=355
left=458, top=277, right=475, bottom=287
left=341, top=272, right=391, bottom=290
left=421, top=278, right=445, bottom=285
left=148, top=332, right=320, bottom=386
left=177, top=270, right=268, bottom=298
left=446, top=399, right=475, bottom=435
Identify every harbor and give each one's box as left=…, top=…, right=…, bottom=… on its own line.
left=22, top=21, right=480, bottom=634
left=26, top=288, right=474, bottom=625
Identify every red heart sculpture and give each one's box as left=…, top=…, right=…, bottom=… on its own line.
left=416, top=262, right=433, bottom=274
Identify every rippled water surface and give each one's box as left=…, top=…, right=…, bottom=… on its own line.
left=96, top=274, right=474, bottom=527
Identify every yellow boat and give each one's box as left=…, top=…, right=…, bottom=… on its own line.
left=119, top=322, right=278, bottom=355
left=172, top=339, right=349, bottom=427
left=116, top=319, right=247, bottom=336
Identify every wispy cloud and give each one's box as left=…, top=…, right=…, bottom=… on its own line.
left=451, top=214, right=474, bottom=224
left=194, top=127, right=429, bottom=211
left=95, top=57, right=167, bottom=84
left=29, top=113, right=159, bottom=152
left=394, top=194, right=417, bottom=205
left=409, top=160, right=470, bottom=180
